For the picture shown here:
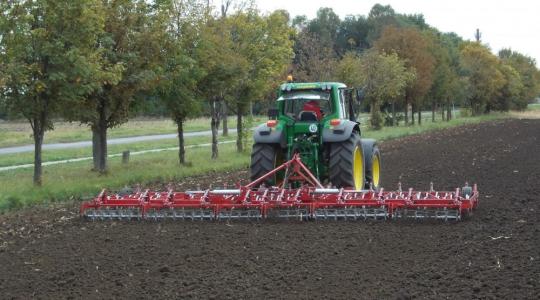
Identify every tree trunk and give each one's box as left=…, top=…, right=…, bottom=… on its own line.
left=97, top=124, right=107, bottom=173
left=222, top=101, right=228, bottom=137
left=370, top=100, right=382, bottom=130
left=418, top=106, right=422, bottom=125
left=391, top=101, right=396, bottom=126
left=432, top=102, right=436, bottom=122
left=236, top=104, right=243, bottom=152
left=96, top=100, right=108, bottom=173
left=177, top=120, right=185, bottom=164
left=411, top=103, right=415, bottom=125
left=447, top=98, right=452, bottom=121
left=91, top=126, right=100, bottom=171
left=404, top=96, right=409, bottom=125
left=210, top=98, right=220, bottom=159
left=32, top=125, right=44, bottom=186
left=441, top=103, right=446, bottom=121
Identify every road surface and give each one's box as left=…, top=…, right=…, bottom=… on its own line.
left=0, top=129, right=237, bottom=155
left=0, top=140, right=236, bottom=172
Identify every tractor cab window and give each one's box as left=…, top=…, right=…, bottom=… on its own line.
left=339, top=88, right=356, bottom=121
left=339, top=89, right=348, bottom=119
left=279, top=90, right=331, bottom=121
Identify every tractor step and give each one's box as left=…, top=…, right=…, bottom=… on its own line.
left=80, top=154, right=479, bottom=221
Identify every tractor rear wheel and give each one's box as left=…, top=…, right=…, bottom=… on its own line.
left=329, top=133, right=365, bottom=189
left=250, top=143, right=282, bottom=186
left=361, top=139, right=381, bottom=190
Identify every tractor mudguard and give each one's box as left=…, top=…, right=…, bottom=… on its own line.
left=322, top=120, right=360, bottom=143
left=253, top=124, right=284, bottom=145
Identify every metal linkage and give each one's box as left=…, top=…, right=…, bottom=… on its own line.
left=80, top=155, right=479, bottom=221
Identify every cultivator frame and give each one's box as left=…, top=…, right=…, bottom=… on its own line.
left=80, top=154, right=479, bottom=221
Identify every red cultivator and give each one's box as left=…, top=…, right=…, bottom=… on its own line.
left=80, top=154, right=479, bottom=221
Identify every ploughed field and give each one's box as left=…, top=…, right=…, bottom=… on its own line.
left=0, top=119, right=539, bottom=299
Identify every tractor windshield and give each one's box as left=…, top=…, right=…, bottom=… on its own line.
left=279, top=90, right=331, bottom=121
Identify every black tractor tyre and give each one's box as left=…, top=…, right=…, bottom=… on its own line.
left=250, top=143, right=282, bottom=186
left=362, top=139, right=382, bottom=190
left=329, top=133, right=365, bottom=189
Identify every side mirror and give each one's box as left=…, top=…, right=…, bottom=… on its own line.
left=268, top=108, right=279, bottom=120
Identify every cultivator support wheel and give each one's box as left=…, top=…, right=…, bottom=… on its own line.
left=80, top=154, right=479, bottom=221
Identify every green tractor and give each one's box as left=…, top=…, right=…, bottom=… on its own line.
left=250, top=82, right=381, bottom=190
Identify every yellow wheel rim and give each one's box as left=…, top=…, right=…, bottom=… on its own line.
left=372, top=154, right=380, bottom=188
left=353, top=146, right=364, bottom=190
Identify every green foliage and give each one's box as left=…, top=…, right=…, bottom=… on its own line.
left=306, top=7, right=341, bottom=48
left=460, top=42, right=505, bottom=115
left=335, top=50, right=413, bottom=129
left=494, top=63, right=526, bottom=111
left=155, top=0, right=206, bottom=124
left=67, top=0, right=161, bottom=128
left=1, top=0, right=105, bottom=127
left=374, top=26, right=435, bottom=115
left=357, top=51, right=415, bottom=129
left=211, top=8, right=294, bottom=151
left=0, top=0, right=108, bottom=183
left=292, top=31, right=338, bottom=82
left=499, top=48, right=540, bottom=104
left=334, top=52, right=363, bottom=87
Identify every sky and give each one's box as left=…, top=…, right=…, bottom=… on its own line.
left=255, top=0, right=540, bottom=65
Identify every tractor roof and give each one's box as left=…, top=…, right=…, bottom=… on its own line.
left=279, top=82, right=347, bottom=92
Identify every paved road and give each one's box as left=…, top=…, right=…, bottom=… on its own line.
left=0, top=140, right=236, bottom=172
left=0, top=129, right=237, bottom=155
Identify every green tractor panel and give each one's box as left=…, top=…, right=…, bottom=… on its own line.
left=250, top=82, right=381, bottom=190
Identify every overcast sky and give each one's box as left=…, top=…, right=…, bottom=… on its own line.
left=255, top=0, right=540, bottom=65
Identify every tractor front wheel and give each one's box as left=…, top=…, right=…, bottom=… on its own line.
left=329, top=133, right=365, bottom=189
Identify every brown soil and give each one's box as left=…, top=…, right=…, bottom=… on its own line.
left=1, top=119, right=539, bottom=299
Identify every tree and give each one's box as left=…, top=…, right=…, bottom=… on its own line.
left=226, top=9, right=294, bottom=152
left=1, top=0, right=105, bottom=185
left=335, top=15, right=370, bottom=54
left=68, top=0, right=162, bottom=173
left=156, top=0, right=206, bottom=164
left=334, top=52, right=363, bottom=87
left=306, top=7, right=340, bottom=50
left=357, top=51, right=414, bottom=129
left=499, top=49, right=540, bottom=106
left=366, top=4, right=397, bottom=45
left=335, top=51, right=414, bottom=129
left=425, top=30, right=460, bottom=122
left=460, top=42, right=505, bottom=115
left=494, top=63, right=525, bottom=111
left=197, top=5, right=244, bottom=159
left=292, top=32, right=337, bottom=82
left=374, top=26, right=435, bottom=125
